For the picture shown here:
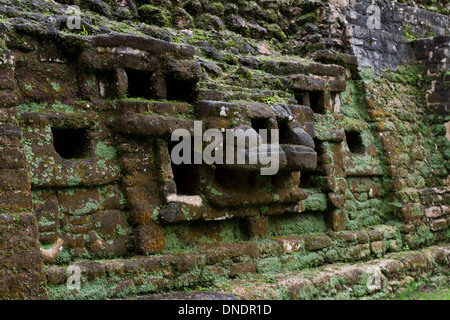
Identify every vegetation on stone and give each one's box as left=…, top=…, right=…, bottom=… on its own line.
left=0, top=0, right=448, bottom=301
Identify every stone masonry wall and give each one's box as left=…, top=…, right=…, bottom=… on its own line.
left=328, top=0, right=449, bottom=71
left=412, top=36, right=450, bottom=236
left=0, top=0, right=448, bottom=300
left=0, top=46, right=47, bottom=299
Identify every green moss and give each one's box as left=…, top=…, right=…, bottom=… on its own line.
left=411, top=225, right=435, bottom=247
left=218, top=220, right=245, bottom=243
left=386, top=61, right=431, bottom=89
left=268, top=212, right=327, bottom=236
left=115, top=224, right=130, bottom=236
left=256, top=257, right=282, bottom=274
left=51, top=101, right=75, bottom=114
left=393, top=273, right=450, bottom=300
left=210, top=187, right=223, bottom=196
left=95, top=141, right=118, bottom=160
left=162, top=227, right=193, bottom=252
left=285, top=252, right=325, bottom=270
left=302, top=193, right=328, bottom=211
left=403, top=25, right=417, bottom=40
left=50, top=82, right=61, bottom=92
left=138, top=5, right=171, bottom=27
left=199, top=266, right=229, bottom=286
left=339, top=80, right=370, bottom=121
left=359, top=68, right=376, bottom=81
left=53, top=247, right=74, bottom=265
left=16, top=102, right=47, bottom=113
left=47, top=277, right=114, bottom=300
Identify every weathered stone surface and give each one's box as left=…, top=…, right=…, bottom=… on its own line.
left=0, top=0, right=448, bottom=301
left=429, top=218, right=448, bottom=231
left=0, top=212, right=47, bottom=299
left=134, top=222, right=165, bottom=254
left=371, top=241, right=386, bottom=255
left=245, top=216, right=269, bottom=239
left=160, top=199, right=204, bottom=222
left=229, top=262, right=257, bottom=278
left=139, top=290, right=239, bottom=300
left=46, top=266, right=67, bottom=285
left=328, top=208, right=347, bottom=231
left=273, top=236, right=303, bottom=253
left=282, top=145, right=317, bottom=171
left=202, top=243, right=260, bottom=265
left=290, top=127, right=315, bottom=148
left=302, top=234, right=332, bottom=251
left=425, top=206, right=443, bottom=219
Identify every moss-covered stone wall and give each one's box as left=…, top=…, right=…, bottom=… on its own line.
left=0, top=0, right=448, bottom=299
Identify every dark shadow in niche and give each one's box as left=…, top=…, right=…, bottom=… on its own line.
left=52, top=128, right=91, bottom=160
left=97, top=70, right=117, bottom=98
left=168, top=139, right=200, bottom=195
left=294, top=91, right=308, bottom=106
left=345, top=130, right=365, bottom=155
left=277, top=119, right=292, bottom=144
left=309, top=91, right=325, bottom=114
left=214, top=168, right=250, bottom=192
left=125, top=68, right=154, bottom=99
left=300, top=171, right=320, bottom=189
left=251, top=117, right=271, bottom=143
left=165, top=77, right=197, bottom=103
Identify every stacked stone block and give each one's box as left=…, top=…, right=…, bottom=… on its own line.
left=411, top=36, right=450, bottom=238
left=421, top=188, right=450, bottom=234
left=328, top=0, right=449, bottom=72
left=0, top=48, right=47, bottom=299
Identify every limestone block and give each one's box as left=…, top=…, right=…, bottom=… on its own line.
left=425, top=206, right=443, bottom=219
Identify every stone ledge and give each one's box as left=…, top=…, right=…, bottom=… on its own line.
left=44, top=224, right=410, bottom=299
left=214, top=244, right=450, bottom=300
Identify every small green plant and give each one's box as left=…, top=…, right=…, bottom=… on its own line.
left=262, top=276, right=277, bottom=284
left=404, top=25, right=417, bottom=40
left=262, top=96, right=276, bottom=104
left=81, top=25, right=89, bottom=36
left=50, top=82, right=61, bottom=92
left=195, top=285, right=210, bottom=291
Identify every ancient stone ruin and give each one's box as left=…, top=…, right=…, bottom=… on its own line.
left=0, top=0, right=448, bottom=300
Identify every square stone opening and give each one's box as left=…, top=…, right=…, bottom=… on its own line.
left=300, top=171, right=319, bottom=188
left=251, top=117, right=271, bottom=143
left=295, top=91, right=308, bottom=106
left=277, top=119, right=292, bottom=144
left=168, top=139, right=200, bottom=195
left=51, top=128, right=91, bottom=160
left=309, top=91, right=325, bottom=114
left=125, top=68, right=154, bottom=99
left=165, top=77, right=197, bottom=103
left=345, top=130, right=365, bottom=155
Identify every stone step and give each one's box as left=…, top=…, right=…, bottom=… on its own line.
left=210, top=244, right=450, bottom=300
left=135, top=244, right=449, bottom=300
left=137, top=291, right=239, bottom=300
